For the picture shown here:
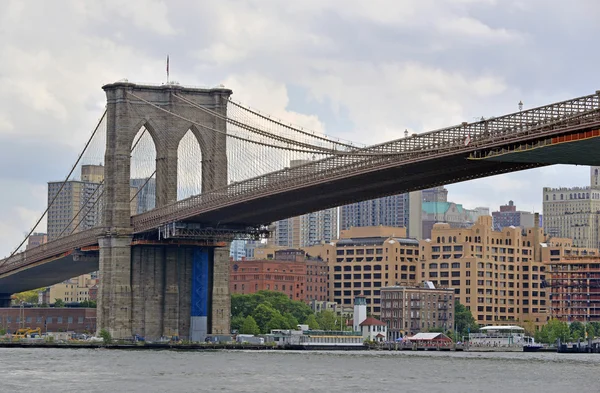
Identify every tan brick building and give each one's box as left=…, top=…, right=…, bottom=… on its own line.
left=420, top=215, right=549, bottom=327
left=380, top=283, right=455, bottom=339
left=303, top=226, right=420, bottom=316
left=41, top=274, right=98, bottom=305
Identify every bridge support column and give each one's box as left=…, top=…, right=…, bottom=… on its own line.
left=127, top=243, right=230, bottom=342
left=0, top=294, right=11, bottom=308
left=97, top=236, right=133, bottom=339
left=211, top=246, right=230, bottom=335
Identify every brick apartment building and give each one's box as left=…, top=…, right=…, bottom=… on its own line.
left=380, top=283, right=455, bottom=339
left=230, top=249, right=328, bottom=303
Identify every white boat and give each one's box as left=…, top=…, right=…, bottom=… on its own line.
left=468, top=325, right=535, bottom=347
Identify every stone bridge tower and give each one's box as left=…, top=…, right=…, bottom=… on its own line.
left=98, top=82, right=232, bottom=340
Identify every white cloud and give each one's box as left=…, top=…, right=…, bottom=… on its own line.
left=0, top=0, right=597, bottom=257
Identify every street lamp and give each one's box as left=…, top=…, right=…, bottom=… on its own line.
left=518, top=100, right=523, bottom=112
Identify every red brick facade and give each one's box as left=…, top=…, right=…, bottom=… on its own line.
left=0, top=308, right=97, bottom=334
left=230, top=249, right=328, bottom=303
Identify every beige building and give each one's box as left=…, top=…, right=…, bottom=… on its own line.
left=420, top=215, right=549, bottom=327
left=26, top=233, right=47, bottom=250
left=380, top=283, right=455, bottom=339
left=543, top=166, right=600, bottom=249
left=303, top=226, right=420, bottom=316
left=41, top=274, right=98, bottom=305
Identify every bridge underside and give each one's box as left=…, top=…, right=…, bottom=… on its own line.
left=175, top=133, right=600, bottom=228
left=179, top=155, right=545, bottom=227
left=0, top=251, right=99, bottom=294
left=469, top=133, right=600, bottom=166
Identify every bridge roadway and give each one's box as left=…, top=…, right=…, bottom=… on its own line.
left=2, top=90, right=600, bottom=292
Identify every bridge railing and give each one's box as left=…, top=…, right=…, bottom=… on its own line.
left=131, top=92, right=600, bottom=232
left=0, top=228, right=105, bottom=275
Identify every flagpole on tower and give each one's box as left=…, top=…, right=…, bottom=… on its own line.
left=166, top=55, right=170, bottom=84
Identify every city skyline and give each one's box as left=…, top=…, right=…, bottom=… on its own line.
left=1, top=1, right=600, bottom=257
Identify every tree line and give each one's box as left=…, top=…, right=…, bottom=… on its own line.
left=231, top=291, right=349, bottom=335
left=534, top=320, right=600, bottom=344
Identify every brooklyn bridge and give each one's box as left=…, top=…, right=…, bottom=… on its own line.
left=1, top=81, right=600, bottom=340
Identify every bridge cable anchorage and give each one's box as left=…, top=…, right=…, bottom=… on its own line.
left=226, top=98, right=361, bottom=149
left=4, top=109, right=108, bottom=262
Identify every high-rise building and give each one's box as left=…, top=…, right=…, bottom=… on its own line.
left=340, top=187, right=488, bottom=241
left=130, top=177, right=156, bottom=214
left=422, top=186, right=448, bottom=203
left=543, top=166, right=600, bottom=249
left=492, top=201, right=535, bottom=231
left=303, top=226, right=420, bottom=316
left=272, top=160, right=338, bottom=248
left=47, top=165, right=104, bottom=240
left=421, top=201, right=488, bottom=240
left=420, top=215, right=549, bottom=327
left=340, top=194, right=409, bottom=231
left=230, top=240, right=247, bottom=261
left=273, top=208, right=338, bottom=248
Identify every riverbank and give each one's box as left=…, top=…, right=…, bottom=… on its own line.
left=0, top=341, right=559, bottom=353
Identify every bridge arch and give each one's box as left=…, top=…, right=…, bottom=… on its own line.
left=130, top=125, right=157, bottom=214
left=177, top=128, right=204, bottom=200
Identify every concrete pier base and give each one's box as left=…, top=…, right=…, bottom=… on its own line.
left=97, top=242, right=231, bottom=341
left=211, top=246, right=230, bottom=335
left=97, top=236, right=133, bottom=340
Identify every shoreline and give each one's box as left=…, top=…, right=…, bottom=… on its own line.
left=0, top=341, right=557, bottom=353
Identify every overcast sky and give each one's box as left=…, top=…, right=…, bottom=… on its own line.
left=1, top=0, right=599, bottom=256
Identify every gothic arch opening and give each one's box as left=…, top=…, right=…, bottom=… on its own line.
left=130, top=125, right=157, bottom=214
left=177, top=129, right=203, bottom=200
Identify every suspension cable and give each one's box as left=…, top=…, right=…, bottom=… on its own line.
left=227, top=98, right=361, bottom=148
left=129, top=92, right=397, bottom=157
left=6, top=110, right=107, bottom=259
left=174, top=93, right=343, bottom=153
left=127, top=92, right=333, bottom=155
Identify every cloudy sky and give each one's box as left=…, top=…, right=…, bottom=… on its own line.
left=0, top=0, right=599, bottom=256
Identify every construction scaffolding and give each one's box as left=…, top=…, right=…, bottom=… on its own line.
left=545, top=256, right=600, bottom=322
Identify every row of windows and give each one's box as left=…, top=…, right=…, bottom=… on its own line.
left=0, top=316, right=86, bottom=324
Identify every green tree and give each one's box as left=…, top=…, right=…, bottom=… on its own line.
left=53, top=299, right=65, bottom=308
left=99, top=328, right=112, bottom=344
left=240, top=316, right=261, bottom=335
left=80, top=300, right=97, bottom=308
left=283, top=312, right=299, bottom=329
left=253, top=304, right=281, bottom=333
left=569, top=321, right=585, bottom=340
left=546, top=319, right=570, bottom=344
left=534, top=326, right=549, bottom=344
left=231, top=315, right=246, bottom=332
left=266, top=314, right=291, bottom=332
left=316, top=310, right=337, bottom=331
left=454, top=301, right=478, bottom=337
left=14, top=289, right=42, bottom=304
left=305, top=314, right=320, bottom=330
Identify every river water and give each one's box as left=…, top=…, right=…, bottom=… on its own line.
left=0, top=348, right=597, bottom=392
